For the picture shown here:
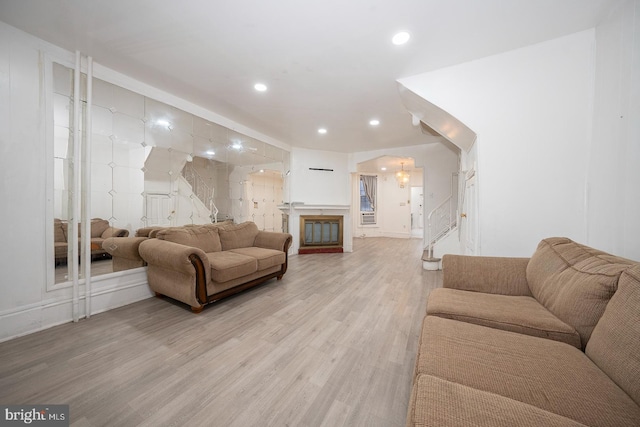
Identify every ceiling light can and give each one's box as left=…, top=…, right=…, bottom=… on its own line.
left=392, top=31, right=410, bottom=45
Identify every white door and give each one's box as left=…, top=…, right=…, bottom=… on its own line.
left=410, top=186, right=424, bottom=230
left=146, top=194, right=172, bottom=226
left=461, top=175, right=478, bottom=255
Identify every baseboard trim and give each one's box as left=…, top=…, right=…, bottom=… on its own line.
left=0, top=272, right=153, bottom=343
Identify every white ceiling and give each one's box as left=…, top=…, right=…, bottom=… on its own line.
left=0, top=0, right=615, bottom=154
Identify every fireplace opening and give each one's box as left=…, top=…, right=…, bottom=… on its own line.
left=299, top=215, right=343, bottom=254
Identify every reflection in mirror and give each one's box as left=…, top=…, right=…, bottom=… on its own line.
left=51, top=62, right=290, bottom=284
left=52, top=62, right=82, bottom=284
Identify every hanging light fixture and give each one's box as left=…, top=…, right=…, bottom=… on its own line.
left=396, top=162, right=410, bottom=188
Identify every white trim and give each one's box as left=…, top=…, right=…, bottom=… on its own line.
left=0, top=271, right=152, bottom=343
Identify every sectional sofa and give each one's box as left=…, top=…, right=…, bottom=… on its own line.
left=407, top=237, right=640, bottom=426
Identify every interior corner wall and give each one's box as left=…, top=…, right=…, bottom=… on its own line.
left=399, top=30, right=596, bottom=257
left=588, top=0, right=640, bottom=261
left=290, top=147, right=350, bottom=205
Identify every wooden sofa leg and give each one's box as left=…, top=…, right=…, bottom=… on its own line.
left=154, top=292, right=164, bottom=298
left=191, top=306, right=204, bottom=314
left=277, top=274, right=284, bottom=280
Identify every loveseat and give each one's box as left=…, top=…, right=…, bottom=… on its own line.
left=406, top=237, right=640, bottom=426
left=129, top=221, right=292, bottom=312
left=54, top=218, right=129, bottom=264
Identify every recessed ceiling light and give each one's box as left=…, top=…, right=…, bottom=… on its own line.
left=392, top=31, right=411, bottom=45
left=156, top=119, right=171, bottom=128
left=318, top=128, right=327, bottom=134
left=206, top=150, right=215, bottom=156
left=369, top=119, right=380, bottom=126
left=381, top=167, right=387, bottom=171
left=254, top=83, right=267, bottom=92
left=232, top=142, right=242, bottom=150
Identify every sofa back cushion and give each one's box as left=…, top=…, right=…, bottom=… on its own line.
left=526, top=237, right=635, bottom=348
left=156, top=226, right=222, bottom=253
left=90, top=219, right=110, bottom=238
left=218, top=221, right=259, bottom=250
left=586, top=264, right=640, bottom=406
left=54, top=219, right=66, bottom=243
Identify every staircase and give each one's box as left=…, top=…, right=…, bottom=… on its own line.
left=423, top=196, right=457, bottom=270
left=423, top=173, right=460, bottom=270
left=181, top=162, right=219, bottom=223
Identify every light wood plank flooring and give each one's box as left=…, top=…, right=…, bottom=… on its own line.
left=1, top=237, right=441, bottom=427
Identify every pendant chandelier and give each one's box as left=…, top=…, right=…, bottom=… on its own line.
left=396, top=162, right=410, bottom=188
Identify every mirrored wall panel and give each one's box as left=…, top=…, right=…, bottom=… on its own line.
left=51, top=62, right=290, bottom=284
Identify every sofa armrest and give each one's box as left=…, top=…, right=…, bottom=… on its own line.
left=101, top=226, right=129, bottom=238
left=139, top=239, right=210, bottom=280
left=254, top=231, right=293, bottom=252
left=102, top=237, right=147, bottom=261
left=442, top=254, right=532, bottom=296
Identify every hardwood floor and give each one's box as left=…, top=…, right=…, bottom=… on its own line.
left=1, top=237, right=441, bottom=427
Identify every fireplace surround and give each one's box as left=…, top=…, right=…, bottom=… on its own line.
left=299, top=215, right=343, bottom=254
left=278, top=204, right=352, bottom=254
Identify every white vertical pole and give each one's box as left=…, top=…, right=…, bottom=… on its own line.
left=72, top=51, right=81, bottom=323
left=83, top=56, right=93, bottom=319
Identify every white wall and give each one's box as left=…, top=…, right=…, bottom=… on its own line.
left=400, top=30, right=596, bottom=257
left=291, top=147, right=350, bottom=205
left=588, top=0, right=640, bottom=260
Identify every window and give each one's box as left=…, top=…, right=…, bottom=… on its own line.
left=359, top=175, right=376, bottom=224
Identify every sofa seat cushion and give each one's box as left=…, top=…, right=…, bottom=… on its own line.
left=415, top=316, right=640, bottom=426
left=54, top=242, right=67, bottom=258
left=229, top=247, right=285, bottom=271
left=407, top=374, right=587, bottom=427
left=207, top=251, right=257, bottom=283
left=426, top=288, right=581, bottom=348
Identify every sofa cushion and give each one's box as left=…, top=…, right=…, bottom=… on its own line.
left=218, top=221, right=259, bottom=250
left=54, top=219, right=66, bottom=243
left=426, top=288, right=581, bottom=348
left=407, top=374, right=587, bottom=427
left=586, top=264, right=640, bottom=407
left=415, top=316, right=640, bottom=426
left=229, top=247, right=285, bottom=271
left=90, top=218, right=110, bottom=238
left=526, top=237, right=636, bottom=348
left=207, top=251, right=257, bottom=283
left=157, top=226, right=222, bottom=253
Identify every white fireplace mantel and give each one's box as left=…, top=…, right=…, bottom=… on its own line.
left=278, top=204, right=350, bottom=212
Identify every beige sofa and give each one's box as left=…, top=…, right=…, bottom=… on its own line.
left=54, top=218, right=129, bottom=263
left=132, top=221, right=292, bottom=313
left=407, top=237, right=640, bottom=426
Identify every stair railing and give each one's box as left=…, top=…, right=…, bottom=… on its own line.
left=181, top=162, right=219, bottom=223
left=426, top=196, right=457, bottom=258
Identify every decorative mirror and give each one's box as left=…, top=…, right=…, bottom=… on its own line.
left=49, top=61, right=290, bottom=286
